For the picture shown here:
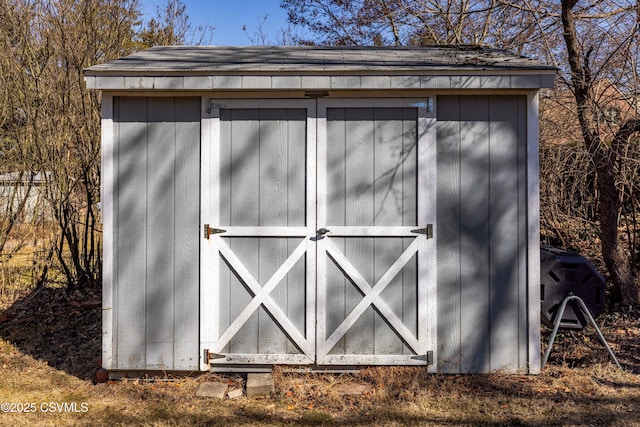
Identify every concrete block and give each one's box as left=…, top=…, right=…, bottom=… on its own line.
left=227, top=388, right=244, bottom=399
left=196, top=381, right=228, bottom=398
left=246, top=373, right=274, bottom=397
left=335, top=383, right=368, bottom=396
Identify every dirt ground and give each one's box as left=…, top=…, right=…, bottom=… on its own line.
left=1, top=286, right=639, bottom=426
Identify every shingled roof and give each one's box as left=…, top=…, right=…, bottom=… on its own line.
left=85, top=45, right=556, bottom=90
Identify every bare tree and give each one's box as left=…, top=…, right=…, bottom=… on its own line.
left=0, top=0, right=213, bottom=291
left=558, top=0, right=640, bottom=305
left=281, top=0, right=640, bottom=305
left=137, top=0, right=213, bottom=47
left=0, top=0, right=141, bottom=289
left=281, top=0, right=545, bottom=47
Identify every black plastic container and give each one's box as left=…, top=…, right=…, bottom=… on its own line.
left=540, top=246, right=606, bottom=330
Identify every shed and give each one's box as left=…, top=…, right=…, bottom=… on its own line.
left=85, top=46, right=556, bottom=374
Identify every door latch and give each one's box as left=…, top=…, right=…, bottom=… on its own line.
left=311, top=227, right=331, bottom=241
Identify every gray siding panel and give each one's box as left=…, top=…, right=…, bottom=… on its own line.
left=226, top=109, right=259, bottom=354
left=147, top=98, right=176, bottom=370
left=344, top=108, right=375, bottom=356
left=286, top=110, right=308, bottom=354
left=173, top=98, right=201, bottom=369
left=488, top=96, right=527, bottom=371
left=517, top=96, right=529, bottom=370
left=488, top=96, right=518, bottom=371
left=437, top=95, right=529, bottom=373
left=259, top=110, right=290, bottom=353
left=115, top=97, right=148, bottom=370
left=113, top=96, right=200, bottom=370
left=436, top=96, right=462, bottom=372
left=459, top=96, right=491, bottom=374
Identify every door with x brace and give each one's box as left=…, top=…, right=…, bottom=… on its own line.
left=200, top=99, right=316, bottom=366
left=316, top=99, right=436, bottom=366
left=200, top=98, right=435, bottom=368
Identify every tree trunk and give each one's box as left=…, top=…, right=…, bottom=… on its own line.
left=594, top=149, right=638, bottom=305
left=561, top=0, right=638, bottom=306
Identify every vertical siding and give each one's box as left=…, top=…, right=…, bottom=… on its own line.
left=173, top=98, right=201, bottom=369
left=459, top=96, right=491, bottom=373
left=113, top=97, right=200, bottom=370
left=222, top=109, right=260, bottom=354
left=435, top=96, right=461, bottom=372
left=146, top=98, right=175, bottom=369
left=436, top=95, right=529, bottom=373
left=488, top=96, right=528, bottom=371
left=115, top=97, right=148, bottom=369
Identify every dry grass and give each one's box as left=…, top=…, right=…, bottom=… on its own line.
left=1, top=274, right=640, bottom=425
left=1, top=335, right=640, bottom=426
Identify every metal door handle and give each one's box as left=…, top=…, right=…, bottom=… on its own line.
left=312, top=228, right=331, bottom=241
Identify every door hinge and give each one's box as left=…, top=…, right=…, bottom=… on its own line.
left=411, top=224, right=433, bottom=239
left=411, top=98, right=434, bottom=112
left=204, top=224, right=226, bottom=239
left=410, top=350, right=434, bottom=365
left=203, top=349, right=226, bottom=363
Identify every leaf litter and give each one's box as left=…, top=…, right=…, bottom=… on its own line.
left=0, top=286, right=639, bottom=425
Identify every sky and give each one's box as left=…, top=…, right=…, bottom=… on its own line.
left=141, top=0, right=292, bottom=46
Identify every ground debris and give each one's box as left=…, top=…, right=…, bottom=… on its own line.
left=0, top=285, right=639, bottom=425
left=0, top=285, right=101, bottom=380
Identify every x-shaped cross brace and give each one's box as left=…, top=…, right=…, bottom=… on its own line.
left=213, top=238, right=310, bottom=356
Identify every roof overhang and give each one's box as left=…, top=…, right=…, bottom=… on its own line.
left=85, top=46, right=557, bottom=91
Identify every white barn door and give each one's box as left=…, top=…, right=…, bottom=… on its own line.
left=201, top=98, right=435, bottom=369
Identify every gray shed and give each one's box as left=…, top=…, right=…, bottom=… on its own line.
left=85, top=46, right=556, bottom=374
